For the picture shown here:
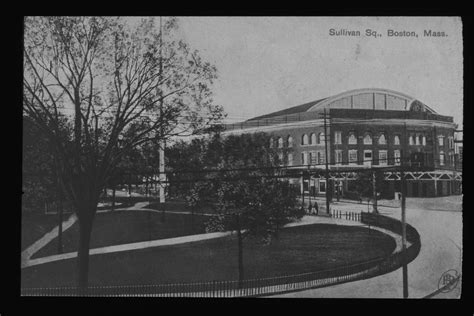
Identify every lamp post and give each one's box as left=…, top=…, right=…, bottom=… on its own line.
left=322, top=108, right=331, bottom=214
left=401, top=121, right=408, bottom=298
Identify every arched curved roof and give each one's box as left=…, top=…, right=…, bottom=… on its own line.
left=307, top=88, right=437, bottom=113
left=247, top=88, right=437, bottom=121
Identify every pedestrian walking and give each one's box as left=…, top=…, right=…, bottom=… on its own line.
left=314, top=200, right=319, bottom=215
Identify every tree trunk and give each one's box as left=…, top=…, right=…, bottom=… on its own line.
left=191, top=208, right=195, bottom=232
left=275, top=222, right=280, bottom=240
left=53, top=151, right=63, bottom=254
left=161, top=203, right=166, bottom=223
left=111, top=186, right=116, bottom=211
left=128, top=174, right=132, bottom=201
left=236, top=215, right=244, bottom=288
left=57, top=195, right=63, bottom=254
left=146, top=176, right=149, bottom=197
left=77, top=212, right=94, bottom=293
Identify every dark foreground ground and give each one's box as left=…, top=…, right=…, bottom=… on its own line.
left=22, top=224, right=395, bottom=288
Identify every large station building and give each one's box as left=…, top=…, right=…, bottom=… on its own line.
left=223, top=88, right=462, bottom=198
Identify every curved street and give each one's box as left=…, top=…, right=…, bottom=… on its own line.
left=271, top=195, right=462, bottom=298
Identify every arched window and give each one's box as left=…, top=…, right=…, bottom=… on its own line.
left=334, top=131, right=342, bottom=144
left=415, top=135, right=420, bottom=145
left=288, top=153, right=293, bottom=166
left=438, top=136, right=444, bottom=146
left=348, top=133, right=357, bottom=145
left=278, top=152, right=284, bottom=165
left=439, top=151, right=445, bottom=166
left=278, top=137, right=284, bottom=148
left=378, top=133, right=387, bottom=145
left=301, top=152, right=308, bottom=165
left=394, top=135, right=400, bottom=145
left=363, top=133, right=372, bottom=145
left=422, top=136, right=426, bottom=146
left=318, top=132, right=325, bottom=144
left=287, top=136, right=293, bottom=148
left=311, top=133, right=317, bottom=145
left=301, top=134, right=309, bottom=145
left=448, top=152, right=453, bottom=165
left=269, top=137, right=274, bottom=148
left=409, top=136, right=414, bottom=146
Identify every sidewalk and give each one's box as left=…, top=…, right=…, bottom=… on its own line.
left=24, top=231, right=233, bottom=268
left=21, top=213, right=78, bottom=268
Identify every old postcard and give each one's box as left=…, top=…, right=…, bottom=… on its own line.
left=22, top=16, right=463, bottom=298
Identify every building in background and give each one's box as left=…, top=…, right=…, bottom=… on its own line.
left=223, top=88, right=462, bottom=198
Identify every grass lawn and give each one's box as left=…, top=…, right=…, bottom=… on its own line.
left=147, top=200, right=220, bottom=215
left=97, top=196, right=153, bottom=209
left=32, top=210, right=209, bottom=258
left=22, top=196, right=153, bottom=251
left=21, top=212, right=66, bottom=251
left=22, top=224, right=396, bottom=288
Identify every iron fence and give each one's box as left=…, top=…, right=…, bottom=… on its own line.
left=330, top=209, right=362, bottom=221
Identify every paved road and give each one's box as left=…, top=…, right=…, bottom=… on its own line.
left=272, top=196, right=462, bottom=298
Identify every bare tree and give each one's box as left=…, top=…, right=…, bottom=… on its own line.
left=23, top=16, right=224, bottom=289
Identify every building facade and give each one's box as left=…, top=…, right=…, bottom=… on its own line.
left=223, top=88, right=462, bottom=198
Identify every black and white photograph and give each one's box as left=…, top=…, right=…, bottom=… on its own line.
left=20, top=16, right=464, bottom=299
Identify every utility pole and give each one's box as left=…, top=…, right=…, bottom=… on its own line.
left=401, top=121, right=408, bottom=298
left=453, top=130, right=462, bottom=194
left=236, top=213, right=244, bottom=288
left=301, top=172, right=305, bottom=208
left=372, top=171, right=378, bottom=213
left=158, top=16, right=166, bottom=207
left=323, top=108, right=330, bottom=214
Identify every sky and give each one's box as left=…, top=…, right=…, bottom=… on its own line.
left=175, top=17, right=463, bottom=128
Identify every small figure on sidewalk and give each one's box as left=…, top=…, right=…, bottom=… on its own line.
left=314, top=200, right=319, bottom=215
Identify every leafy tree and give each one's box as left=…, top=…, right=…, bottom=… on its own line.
left=351, top=170, right=390, bottom=211
left=22, top=116, right=56, bottom=213
left=166, top=138, right=208, bottom=200
left=169, top=133, right=303, bottom=285
left=23, top=116, right=72, bottom=253
left=23, top=16, right=224, bottom=289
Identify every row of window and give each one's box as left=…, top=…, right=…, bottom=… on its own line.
left=297, top=149, right=399, bottom=166
left=438, top=136, right=455, bottom=149
left=271, top=133, right=453, bottom=148
left=281, top=150, right=453, bottom=167
left=439, top=151, right=455, bottom=166
left=407, top=134, right=453, bottom=147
